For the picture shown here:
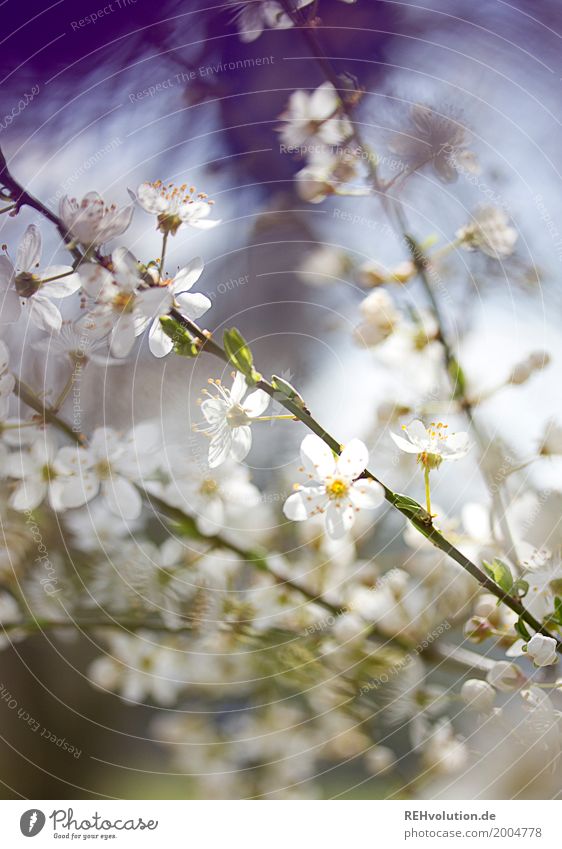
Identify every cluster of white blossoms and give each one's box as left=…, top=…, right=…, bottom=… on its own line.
left=1, top=58, right=561, bottom=798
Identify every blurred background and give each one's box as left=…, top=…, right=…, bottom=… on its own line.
left=1, top=0, right=562, bottom=798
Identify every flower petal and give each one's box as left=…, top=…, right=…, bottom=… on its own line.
left=175, top=292, right=211, bottom=320
left=10, top=477, right=46, bottom=511
left=171, top=257, right=204, bottom=293
left=40, top=269, right=81, bottom=298
left=201, top=398, right=228, bottom=424
left=16, top=224, right=42, bottom=273
left=148, top=318, right=173, bottom=358
left=0, top=287, right=21, bottom=324
left=404, top=420, right=429, bottom=448
left=110, top=316, right=136, bottom=357
left=136, top=182, right=168, bottom=214
left=208, top=427, right=232, bottom=468
left=229, top=425, right=252, bottom=462
left=325, top=501, right=355, bottom=539
left=243, top=388, right=270, bottom=418
left=349, top=478, right=385, bottom=509
left=27, top=295, right=62, bottom=332
left=390, top=431, right=421, bottom=454
left=300, top=434, right=336, bottom=480
left=137, top=287, right=173, bottom=319
left=230, top=372, right=247, bottom=405
left=336, top=438, right=368, bottom=480
left=102, top=476, right=142, bottom=520
left=283, top=485, right=327, bottom=520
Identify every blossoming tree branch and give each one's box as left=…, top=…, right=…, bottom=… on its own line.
left=0, top=0, right=561, bottom=794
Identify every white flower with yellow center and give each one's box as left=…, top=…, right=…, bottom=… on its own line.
left=0, top=225, right=80, bottom=332
left=6, top=434, right=80, bottom=512
left=156, top=458, right=261, bottom=536
left=391, top=419, right=470, bottom=470
left=79, top=247, right=172, bottom=358
left=283, top=434, right=384, bottom=540
left=131, top=181, right=220, bottom=235
left=195, top=372, right=270, bottom=468
left=56, top=423, right=163, bottom=519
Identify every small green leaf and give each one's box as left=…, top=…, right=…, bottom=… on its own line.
left=271, top=375, right=308, bottom=411
left=223, top=327, right=261, bottom=383
left=553, top=596, right=562, bottom=625
left=448, top=356, right=467, bottom=399
left=483, top=558, right=513, bottom=594
left=159, top=316, right=199, bottom=357
left=515, top=616, right=531, bottom=641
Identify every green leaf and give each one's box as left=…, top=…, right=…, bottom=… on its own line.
left=223, top=328, right=261, bottom=383
left=483, top=558, right=513, bottom=594
left=448, top=356, right=467, bottom=399
left=271, top=375, right=308, bottom=411
left=159, top=316, right=199, bottom=357
left=515, top=616, right=531, bottom=641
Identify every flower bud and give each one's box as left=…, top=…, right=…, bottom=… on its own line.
left=486, top=661, right=526, bottom=692
left=463, top=615, right=493, bottom=643
left=461, top=679, right=496, bottom=712
left=525, top=634, right=558, bottom=667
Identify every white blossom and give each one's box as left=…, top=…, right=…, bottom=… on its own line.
left=56, top=423, right=163, bottom=519
left=6, top=433, right=81, bottom=512
left=521, top=554, right=562, bottom=622
left=59, top=192, right=133, bottom=248
left=278, top=83, right=352, bottom=148
left=390, top=103, right=477, bottom=183
left=148, top=257, right=211, bottom=357
left=391, top=419, right=470, bottom=468
left=131, top=181, right=219, bottom=235
left=155, top=457, right=261, bottom=535
left=0, top=225, right=80, bottom=332
left=354, top=289, right=399, bottom=347
left=79, top=247, right=172, bottom=358
left=283, top=435, right=384, bottom=539
left=88, top=632, right=186, bottom=705
left=457, top=205, right=517, bottom=259
left=195, top=372, right=270, bottom=468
